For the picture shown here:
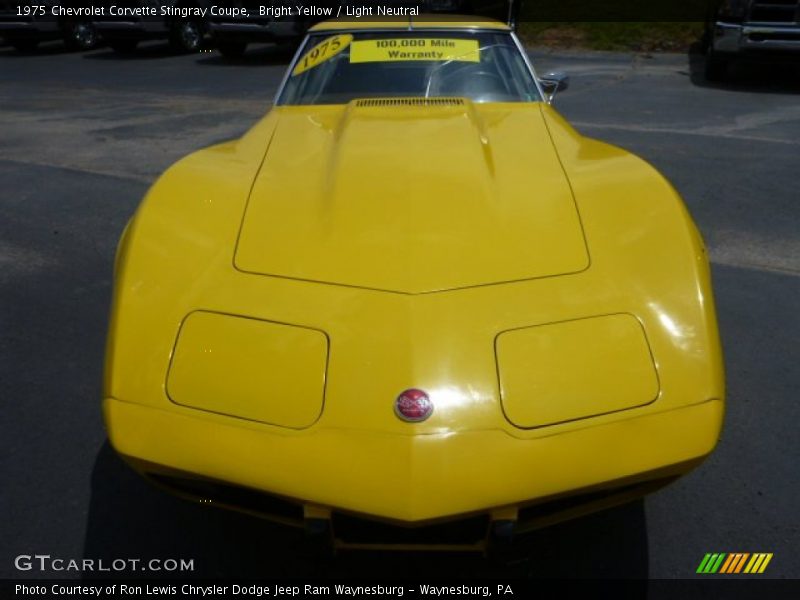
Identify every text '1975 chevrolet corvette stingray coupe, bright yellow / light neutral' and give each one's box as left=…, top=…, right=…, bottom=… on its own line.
left=103, top=16, right=725, bottom=552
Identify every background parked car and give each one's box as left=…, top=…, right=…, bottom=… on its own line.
left=705, top=0, right=800, bottom=80
left=208, top=0, right=317, bottom=58
left=93, top=0, right=211, bottom=54
left=0, top=1, right=99, bottom=51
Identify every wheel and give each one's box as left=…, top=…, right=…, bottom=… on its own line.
left=11, top=39, right=39, bottom=52
left=169, top=19, right=203, bottom=53
left=62, top=20, right=99, bottom=51
left=705, top=50, right=731, bottom=82
left=109, top=40, right=138, bottom=54
left=216, top=41, right=247, bottom=59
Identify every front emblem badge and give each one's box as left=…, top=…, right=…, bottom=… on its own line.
left=394, top=388, right=433, bottom=422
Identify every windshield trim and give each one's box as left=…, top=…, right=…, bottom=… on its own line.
left=272, top=28, right=545, bottom=106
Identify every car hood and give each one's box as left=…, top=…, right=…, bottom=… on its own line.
left=234, top=100, right=589, bottom=294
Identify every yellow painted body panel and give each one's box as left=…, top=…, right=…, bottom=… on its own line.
left=106, top=397, right=721, bottom=522
left=235, top=104, right=588, bottom=293
left=166, top=311, right=328, bottom=428
left=497, top=313, right=660, bottom=429
left=104, top=94, right=725, bottom=523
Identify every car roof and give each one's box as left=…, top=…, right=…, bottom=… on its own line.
left=309, top=15, right=512, bottom=33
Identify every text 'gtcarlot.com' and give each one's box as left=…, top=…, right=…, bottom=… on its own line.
left=13, top=554, right=194, bottom=573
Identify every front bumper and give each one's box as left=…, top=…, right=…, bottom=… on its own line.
left=105, top=395, right=723, bottom=525
left=712, top=21, right=800, bottom=54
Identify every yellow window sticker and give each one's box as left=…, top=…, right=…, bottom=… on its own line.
left=292, top=34, right=353, bottom=76
left=350, top=39, right=480, bottom=63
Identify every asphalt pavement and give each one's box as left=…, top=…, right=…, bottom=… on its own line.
left=1, top=40, right=798, bottom=580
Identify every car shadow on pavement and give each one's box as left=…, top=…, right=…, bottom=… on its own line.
left=687, top=47, right=800, bottom=93
left=82, top=443, right=649, bottom=580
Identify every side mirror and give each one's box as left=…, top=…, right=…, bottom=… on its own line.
left=539, top=71, right=570, bottom=102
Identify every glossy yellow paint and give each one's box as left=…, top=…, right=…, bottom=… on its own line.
left=104, top=93, right=724, bottom=522
left=166, top=311, right=328, bottom=428
left=106, top=397, right=721, bottom=521
left=235, top=103, right=588, bottom=293
left=497, top=313, right=660, bottom=429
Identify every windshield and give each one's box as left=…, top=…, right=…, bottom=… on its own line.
left=278, top=30, right=542, bottom=105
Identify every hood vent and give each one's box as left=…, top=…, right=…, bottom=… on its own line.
left=354, top=97, right=465, bottom=108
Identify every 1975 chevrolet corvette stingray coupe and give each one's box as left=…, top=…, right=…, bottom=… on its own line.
left=104, top=16, right=725, bottom=551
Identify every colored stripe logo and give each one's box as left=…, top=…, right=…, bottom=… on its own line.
left=697, top=553, right=773, bottom=574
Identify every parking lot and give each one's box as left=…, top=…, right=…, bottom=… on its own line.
left=1, top=40, right=799, bottom=579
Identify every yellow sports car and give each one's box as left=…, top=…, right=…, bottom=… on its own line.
left=104, top=16, right=725, bottom=551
